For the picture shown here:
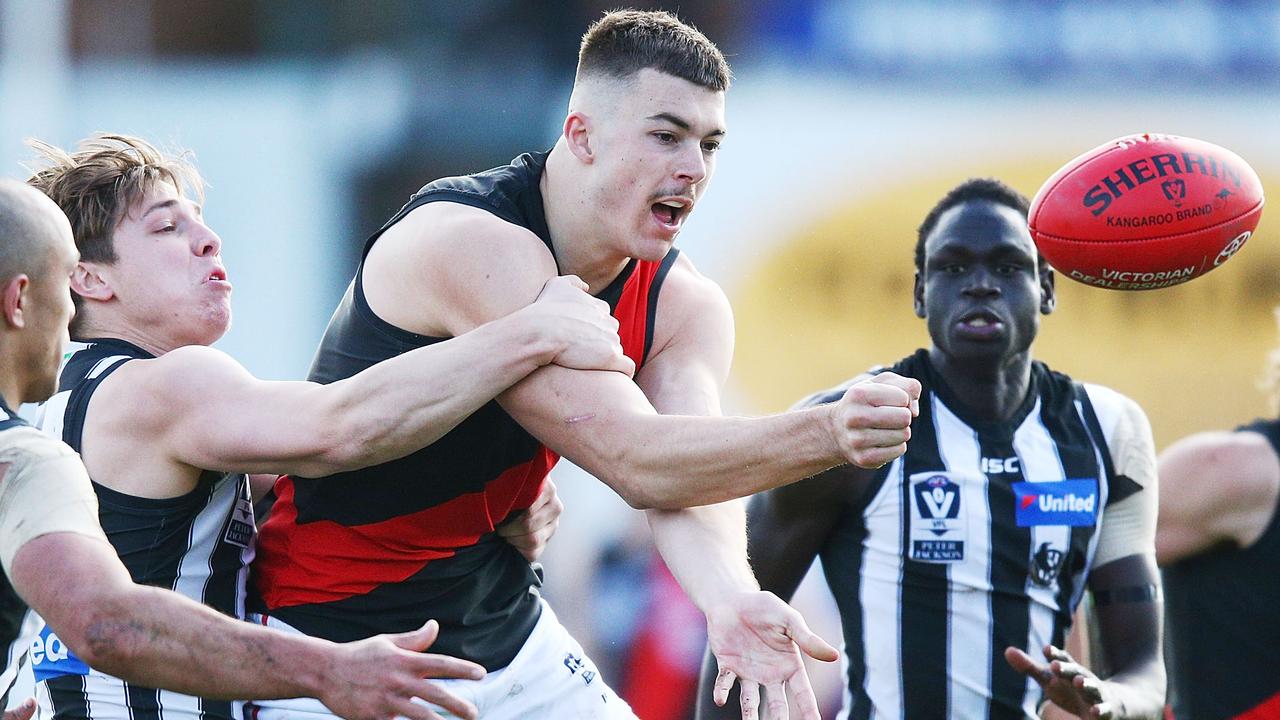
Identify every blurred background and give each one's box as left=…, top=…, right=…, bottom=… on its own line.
left=2, top=0, right=1278, bottom=717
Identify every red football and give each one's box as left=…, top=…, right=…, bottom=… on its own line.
left=1029, top=133, right=1265, bottom=290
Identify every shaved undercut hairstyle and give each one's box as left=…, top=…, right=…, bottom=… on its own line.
left=25, top=133, right=204, bottom=329
left=577, top=9, right=731, bottom=92
left=915, top=177, right=1035, bottom=273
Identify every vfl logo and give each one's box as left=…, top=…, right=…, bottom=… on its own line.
left=1214, top=231, right=1252, bottom=267
left=1030, top=542, right=1065, bottom=587
left=1160, top=178, right=1186, bottom=207
left=915, top=476, right=960, bottom=534
left=908, top=473, right=967, bottom=563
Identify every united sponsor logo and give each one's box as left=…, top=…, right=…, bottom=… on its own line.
left=1013, top=479, right=1099, bottom=527
left=30, top=625, right=90, bottom=682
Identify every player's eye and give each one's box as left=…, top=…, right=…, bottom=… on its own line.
left=653, top=131, right=676, bottom=145
left=701, top=140, right=720, bottom=154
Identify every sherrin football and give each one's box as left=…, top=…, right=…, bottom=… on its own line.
left=1029, top=134, right=1264, bottom=290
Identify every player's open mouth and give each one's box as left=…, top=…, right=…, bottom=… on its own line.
left=205, top=267, right=232, bottom=288
left=651, top=198, right=690, bottom=229
left=956, top=310, right=1004, bottom=338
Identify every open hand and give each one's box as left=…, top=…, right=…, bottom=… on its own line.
left=323, top=620, right=485, bottom=720
left=706, top=591, right=838, bottom=720
left=1005, top=644, right=1122, bottom=719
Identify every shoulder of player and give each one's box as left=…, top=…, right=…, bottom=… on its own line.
left=645, top=254, right=733, bottom=358
left=381, top=201, right=556, bottom=273
left=92, top=345, right=249, bottom=424
left=658, top=253, right=731, bottom=316
left=367, top=201, right=558, bottom=331
left=1160, top=429, right=1280, bottom=511
left=1078, top=382, right=1152, bottom=433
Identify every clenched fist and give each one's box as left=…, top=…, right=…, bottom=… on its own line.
left=828, top=372, right=921, bottom=469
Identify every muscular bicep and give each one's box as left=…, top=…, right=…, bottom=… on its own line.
left=100, top=347, right=349, bottom=478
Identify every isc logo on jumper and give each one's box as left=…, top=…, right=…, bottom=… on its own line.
left=1013, top=479, right=1099, bottom=527
left=908, top=473, right=967, bottom=563
left=981, top=456, right=1019, bottom=474
left=30, top=625, right=90, bottom=682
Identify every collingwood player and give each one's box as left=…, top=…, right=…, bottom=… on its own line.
left=697, top=178, right=1166, bottom=720
left=0, top=179, right=489, bottom=720
left=20, top=133, right=630, bottom=720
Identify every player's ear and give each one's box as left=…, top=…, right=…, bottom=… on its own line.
left=563, top=112, right=594, bottom=164
left=1, top=274, right=30, bottom=329
left=913, top=270, right=926, bottom=318
left=1039, top=263, right=1056, bottom=315
left=71, top=261, right=114, bottom=303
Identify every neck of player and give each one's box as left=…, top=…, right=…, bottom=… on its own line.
left=72, top=314, right=181, bottom=358
left=0, top=374, right=24, bottom=409
left=541, top=144, right=633, bottom=295
left=928, top=347, right=1034, bottom=424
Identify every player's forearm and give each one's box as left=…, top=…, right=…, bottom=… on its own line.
left=646, top=503, right=757, bottom=611
left=656, top=504, right=763, bottom=720
left=316, top=311, right=561, bottom=473
left=589, top=407, right=843, bottom=509
left=75, top=584, right=331, bottom=701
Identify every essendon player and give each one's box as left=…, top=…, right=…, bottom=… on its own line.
left=1159, top=392, right=1280, bottom=718
left=251, top=10, right=919, bottom=720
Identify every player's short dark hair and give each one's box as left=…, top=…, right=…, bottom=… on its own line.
left=577, top=9, right=731, bottom=92
left=915, top=177, right=1033, bottom=272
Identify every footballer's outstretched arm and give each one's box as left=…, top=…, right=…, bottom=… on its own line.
left=10, top=532, right=484, bottom=720
left=88, top=274, right=631, bottom=481
left=364, top=203, right=918, bottom=510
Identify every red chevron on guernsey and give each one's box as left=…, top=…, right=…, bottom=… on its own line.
left=254, top=446, right=557, bottom=608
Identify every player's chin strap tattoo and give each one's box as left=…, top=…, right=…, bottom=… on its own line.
left=1091, top=583, right=1162, bottom=608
